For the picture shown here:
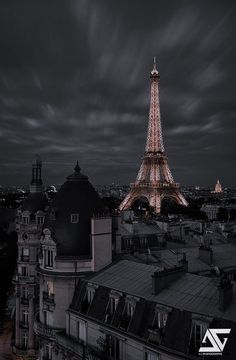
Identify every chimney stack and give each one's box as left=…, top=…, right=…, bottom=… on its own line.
left=152, top=265, right=186, bottom=295
left=178, top=252, right=188, bottom=272
left=199, top=245, right=213, bottom=265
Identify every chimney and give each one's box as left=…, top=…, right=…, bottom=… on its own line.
left=218, top=277, right=233, bottom=311
left=152, top=265, right=185, bottom=295
left=178, top=252, right=188, bottom=272
left=199, top=245, right=213, bottom=265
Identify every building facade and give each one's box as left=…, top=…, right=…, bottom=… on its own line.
left=13, top=156, right=48, bottom=359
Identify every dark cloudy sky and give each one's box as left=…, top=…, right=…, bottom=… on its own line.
left=0, top=0, right=236, bottom=187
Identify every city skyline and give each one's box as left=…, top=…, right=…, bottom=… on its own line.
left=0, top=0, right=236, bottom=187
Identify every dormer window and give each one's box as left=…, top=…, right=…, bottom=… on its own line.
left=153, top=310, right=168, bottom=330
left=105, top=292, right=121, bottom=323
left=22, top=216, right=29, bottom=225
left=81, top=284, right=97, bottom=313
left=120, top=296, right=138, bottom=330
left=110, top=296, right=119, bottom=315
left=71, top=213, right=79, bottom=223
left=126, top=301, right=134, bottom=317
left=44, top=249, right=54, bottom=268
left=37, top=216, right=44, bottom=225
left=87, top=286, right=95, bottom=303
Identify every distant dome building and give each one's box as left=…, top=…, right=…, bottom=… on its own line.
left=213, top=179, right=223, bottom=193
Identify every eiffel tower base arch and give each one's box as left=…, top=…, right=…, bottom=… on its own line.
left=119, top=186, right=187, bottom=214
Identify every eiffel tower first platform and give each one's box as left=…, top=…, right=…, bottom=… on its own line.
left=119, top=58, right=188, bottom=214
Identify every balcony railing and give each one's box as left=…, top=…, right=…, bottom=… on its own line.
left=34, top=316, right=61, bottom=340
left=34, top=318, right=58, bottom=340
left=12, top=346, right=28, bottom=356
left=55, top=333, right=100, bottom=360
left=13, top=275, right=35, bottom=283
left=20, top=255, right=29, bottom=262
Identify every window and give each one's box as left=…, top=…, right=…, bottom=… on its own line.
left=77, top=320, right=87, bottom=344
left=145, top=351, right=160, bottom=360
left=22, top=287, right=28, bottom=299
left=21, top=247, right=29, bottom=261
left=45, top=344, right=52, bottom=360
left=43, top=311, right=47, bottom=325
left=153, top=311, right=168, bottom=329
left=126, top=302, right=134, bottom=317
left=22, top=333, right=28, bottom=349
left=46, top=281, right=54, bottom=296
left=45, top=250, right=54, bottom=268
left=37, top=216, right=44, bottom=225
left=107, top=335, right=120, bottom=360
left=22, top=216, right=29, bottom=225
left=110, top=296, right=119, bottom=315
left=87, top=287, right=95, bottom=303
left=71, top=213, right=79, bottom=223
left=22, top=248, right=29, bottom=256
left=195, top=323, right=204, bottom=349
left=22, top=310, right=29, bottom=325
left=21, top=266, right=28, bottom=276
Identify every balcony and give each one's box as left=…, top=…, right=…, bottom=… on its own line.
left=13, top=346, right=36, bottom=357
left=13, top=275, right=35, bottom=283
left=34, top=318, right=56, bottom=340
left=20, top=255, right=29, bottom=262
left=13, top=346, right=28, bottom=356
left=56, top=333, right=84, bottom=357
left=55, top=332, right=100, bottom=359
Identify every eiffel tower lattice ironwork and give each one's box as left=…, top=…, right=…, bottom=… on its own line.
left=119, top=58, right=188, bottom=213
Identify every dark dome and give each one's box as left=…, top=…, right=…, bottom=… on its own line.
left=43, top=163, right=106, bottom=257
left=21, top=192, right=48, bottom=214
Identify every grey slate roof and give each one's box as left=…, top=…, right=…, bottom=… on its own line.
left=89, top=260, right=236, bottom=321
left=151, top=243, right=236, bottom=273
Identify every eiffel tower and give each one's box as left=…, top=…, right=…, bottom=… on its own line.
left=119, top=58, right=188, bottom=213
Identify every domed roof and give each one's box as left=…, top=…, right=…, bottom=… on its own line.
left=21, top=192, right=48, bottom=214
left=43, top=162, right=106, bottom=257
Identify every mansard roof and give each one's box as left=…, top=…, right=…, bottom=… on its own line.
left=69, top=261, right=236, bottom=358
left=78, top=260, right=236, bottom=321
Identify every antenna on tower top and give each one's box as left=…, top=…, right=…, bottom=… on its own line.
left=153, top=56, right=156, bottom=70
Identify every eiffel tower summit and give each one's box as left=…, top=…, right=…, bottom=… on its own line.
left=120, top=58, right=188, bottom=213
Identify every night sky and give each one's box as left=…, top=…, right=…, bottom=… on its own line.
left=0, top=0, right=236, bottom=187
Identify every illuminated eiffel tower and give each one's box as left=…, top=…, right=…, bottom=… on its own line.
left=120, top=58, right=188, bottom=213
